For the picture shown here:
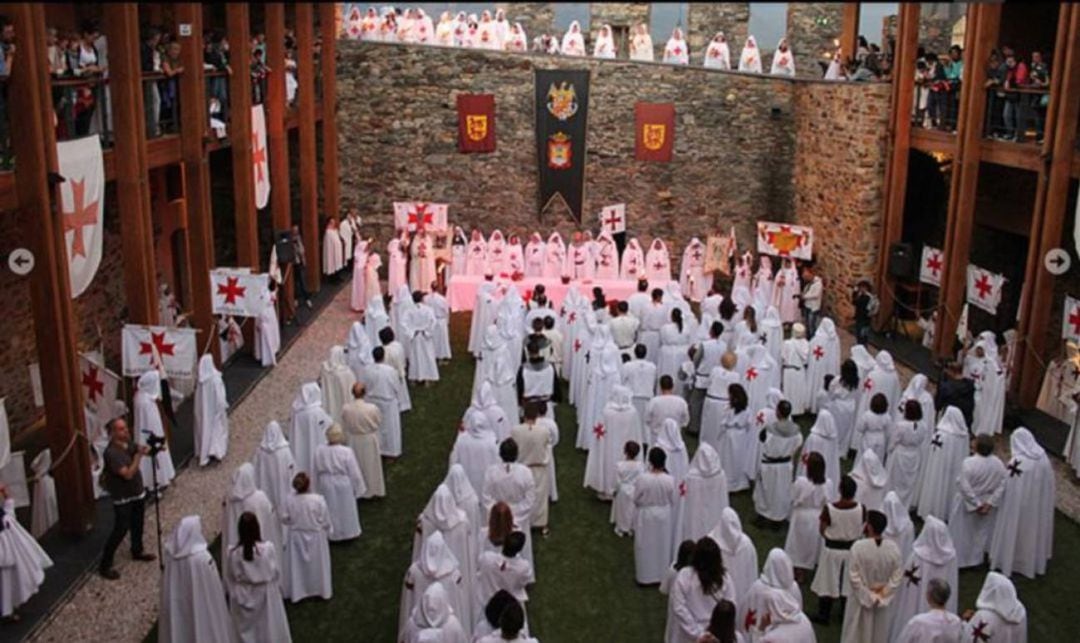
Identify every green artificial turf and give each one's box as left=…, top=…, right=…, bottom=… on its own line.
left=155, top=311, right=1080, bottom=642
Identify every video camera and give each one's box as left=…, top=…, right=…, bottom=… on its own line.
left=143, top=431, right=167, bottom=456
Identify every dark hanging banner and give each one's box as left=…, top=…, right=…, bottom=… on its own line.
left=535, top=69, right=590, bottom=223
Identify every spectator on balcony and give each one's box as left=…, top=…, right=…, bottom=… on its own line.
left=251, top=47, right=269, bottom=105
left=1027, top=49, right=1049, bottom=143
left=1001, top=50, right=1028, bottom=142
left=944, top=45, right=963, bottom=131
left=141, top=26, right=163, bottom=137
left=285, top=48, right=298, bottom=105
left=72, top=22, right=104, bottom=137
left=160, top=40, right=183, bottom=134
left=204, top=31, right=230, bottom=122
left=849, top=52, right=881, bottom=83
left=46, top=27, right=66, bottom=76
left=984, top=50, right=1006, bottom=138
left=914, top=56, right=931, bottom=126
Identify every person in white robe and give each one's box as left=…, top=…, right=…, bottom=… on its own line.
left=678, top=442, right=728, bottom=543
left=827, top=361, right=861, bottom=455
left=474, top=10, right=499, bottom=50
left=318, top=345, right=355, bottom=426
left=781, top=323, right=811, bottom=414
left=314, top=426, right=365, bottom=542
left=322, top=218, right=344, bottom=276
left=658, top=309, right=693, bottom=385
left=281, top=473, right=332, bottom=601
left=542, top=231, right=565, bottom=279
left=387, top=232, right=408, bottom=296
left=770, top=259, right=800, bottom=324
left=423, top=287, right=451, bottom=362
left=629, top=22, right=654, bottom=62
left=665, top=538, right=737, bottom=643
left=854, top=393, right=893, bottom=462
left=288, top=382, right=332, bottom=477
left=807, top=318, right=841, bottom=412
left=345, top=321, right=373, bottom=381
left=380, top=326, right=412, bottom=413
left=737, top=548, right=802, bottom=641
left=948, top=435, right=1005, bottom=568
left=592, top=24, right=615, bottom=58
left=887, top=516, right=958, bottom=642
left=400, top=531, right=469, bottom=637
left=450, top=408, right=501, bottom=497
left=893, top=578, right=963, bottom=643
left=364, top=251, right=383, bottom=303
left=0, top=483, right=53, bottom=619
left=840, top=511, right=904, bottom=643
left=989, top=427, right=1055, bottom=578
left=228, top=512, right=291, bottom=643
left=412, top=484, right=475, bottom=620
left=916, top=406, right=969, bottom=520
left=899, top=372, right=936, bottom=424
left=594, top=231, right=619, bottom=279
left=611, top=441, right=644, bottom=536
left=704, top=32, right=731, bottom=69
left=29, top=450, right=57, bottom=538
left=193, top=354, right=229, bottom=467
left=739, top=35, right=763, bottom=73
left=638, top=290, right=668, bottom=366
left=252, top=421, right=295, bottom=513
left=505, top=234, right=525, bottom=278
left=622, top=344, right=658, bottom=424
left=800, top=409, right=840, bottom=486
left=962, top=572, right=1027, bottom=643
left=392, top=283, right=415, bottom=353
left=339, top=383, right=385, bottom=498
left=707, top=507, right=759, bottom=599
left=466, top=229, right=488, bottom=276
left=254, top=285, right=280, bottom=367
left=663, top=27, right=689, bottom=64
left=522, top=233, right=545, bottom=279
left=758, top=588, right=815, bottom=642
left=560, top=20, right=585, bottom=56
left=449, top=227, right=467, bottom=279
left=350, top=239, right=370, bottom=312
left=698, top=352, right=739, bottom=451
left=492, top=9, right=510, bottom=47
left=971, top=342, right=1006, bottom=436
left=656, top=418, right=690, bottom=488
left=856, top=350, right=902, bottom=420
left=160, top=516, right=236, bottom=643
left=434, top=11, right=455, bottom=46
left=408, top=230, right=437, bottom=294
left=645, top=238, right=672, bottom=283
left=810, top=475, right=864, bottom=625
left=850, top=449, right=889, bottom=514
left=585, top=386, right=637, bottom=499
left=481, top=440, right=537, bottom=582
left=505, top=22, right=528, bottom=52
left=563, top=232, right=594, bottom=280
left=740, top=344, right=780, bottom=420
left=785, top=452, right=832, bottom=574
left=362, top=347, right=405, bottom=457
left=510, top=404, right=554, bottom=531
left=719, top=384, right=755, bottom=492
left=633, top=447, right=678, bottom=584
left=679, top=237, right=708, bottom=302
left=578, top=326, right=621, bottom=450
left=133, top=370, right=176, bottom=489
left=471, top=381, right=512, bottom=443
left=217, top=315, right=244, bottom=362
left=882, top=490, right=915, bottom=565
left=886, top=400, right=930, bottom=508
left=753, top=401, right=803, bottom=523
left=770, top=37, right=796, bottom=76
left=620, top=238, right=646, bottom=281
left=468, top=283, right=498, bottom=357
left=402, top=292, right=440, bottom=383
left=221, top=464, right=280, bottom=595
left=413, top=8, right=434, bottom=44
left=403, top=583, right=470, bottom=643
left=485, top=331, right=520, bottom=430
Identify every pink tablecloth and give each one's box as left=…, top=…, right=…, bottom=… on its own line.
left=447, top=274, right=670, bottom=311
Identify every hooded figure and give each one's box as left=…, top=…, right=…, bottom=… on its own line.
left=346, top=321, right=373, bottom=380
left=645, top=238, right=672, bottom=283
left=443, top=464, right=483, bottom=542
left=543, top=231, right=566, bottom=279
left=740, top=344, right=780, bottom=417
left=593, top=24, right=615, bottom=59
left=593, top=230, right=619, bottom=280
left=585, top=386, right=639, bottom=497
left=160, top=516, right=236, bottom=643
left=679, top=238, right=708, bottom=302
left=194, top=354, right=229, bottom=466
left=758, top=305, right=783, bottom=366
left=475, top=10, right=499, bottom=50
left=850, top=449, right=890, bottom=511
left=887, top=516, right=959, bottom=642
left=885, top=400, right=930, bottom=508
left=785, top=458, right=833, bottom=570
left=972, top=340, right=1006, bottom=436
left=756, top=585, right=815, bottom=642
left=807, top=318, right=841, bottom=412
left=466, top=229, right=488, bottom=276
left=523, top=233, right=546, bottom=278
left=781, top=323, right=811, bottom=414
left=289, top=382, right=333, bottom=476
left=737, top=548, right=803, bottom=640
left=315, top=426, right=366, bottom=541
left=963, top=572, right=1027, bottom=643
left=629, top=22, right=654, bottom=62
left=322, top=219, right=344, bottom=276
left=319, top=346, right=356, bottom=425
left=29, top=450, right=58, bottom=538
left=388, top=233, right=408, bottom=296
left=916, top=406, right=969, bottom=520
left=882, top=490, right=916, bottom=563
left=620, top=237, right=646, bottom=281
left=506, top=21, right=528, bottom=52
left=401, top=583, right=469, bottom=643
left=770, top=259, right=800, bottom=323
left=707, top=507, right=759, bottom=599
left=560, top=20, right=586, bottom=56
left=435, top=11, right=455, bottom=46
left=344, top=6, right=364, bottom=40
left=578, top=326, right=622, bottom=450
left=468, top=282, right=498, bottom=357
left=739, top=35, right=763, bottom=73
left=281, top=477, right=332, bottom=602
left=663, top=27, right=689, bottom=64
left=252, top=421, right=295, bottom=511
left=704, top=31, right=731, bottom=70
left=402, top=294, right=440, bottom=383
left=752, top=255, right=775, bottom=313
left=855, top=350, right=902, bottom=420
left=221, top=464, right=280, bottom=595
left=770, top=37, right=796, bottom=76
left=413, top=8, right=434, bottom=44
left=410, top=484, right=474, bottom=626
left=989, top=428, right=1055, bottom=578
left=450, top=408, right=500, bottom=497
left=678, top=442, right=729, bottom=542
left=350, top=239, right=370, bottom=312
left=655, top=418, right=690, bottom=486
left=134, top=370, right=176, bottom=488
left=800, top=409, right=840, bottom=486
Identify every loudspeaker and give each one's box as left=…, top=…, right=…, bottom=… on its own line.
left=274, top=231, right=295, bottom=265
left=889, top=242, right=915, bottom=279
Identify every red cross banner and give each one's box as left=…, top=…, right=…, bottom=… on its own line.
left=756, top=221, right=813, bottom=260
left=920, top=245, right=944, bottom=287
left=78, top=353, right=119, bottom=421
left=252, top=104, right=270, bottom=209
left=457, top=93, right=496, bottom=153
left=965, top=265, right=1006, bottom=315
left=393, top=202, right=449, bottom=233
left=1062, top=295, right=1080, bottom=343
left=210, top=269, right=270, bottom=317
left=57, top=135, right=105, bottom=298
left=634, top=102, right=675, bottom=162
left=599, top=204, right=626, bottom=234
left=121, top=324, right=198, bottom=379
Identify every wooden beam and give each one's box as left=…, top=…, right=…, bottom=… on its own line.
left=910, top=128, right=958, bottom=154
left=104, top=3, right=157, bottom=325
left=840, top=3, right=860, bottom=66
left=1018, top=4, right=1080, bottom=406
left=320, top=3, right=341, bottom=231
left=227, top=3, right=258, bottom=271
left=265, top=2, right=294, bottom=308
left=9, top=2, right=94, bottom=534
left=296, top=3, right=321, bottom=292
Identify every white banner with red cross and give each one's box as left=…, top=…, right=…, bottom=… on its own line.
left=121, top=325, right=198, bottom=379
left=1062, top=295, right=1080, bottom=343
left=919, top=245, right=944, bottom=287
left=965, top=264, right=1006, bottom=315
left=756, top=221, right=813, bottom=260
left=252, top=104, right=270, bottom=209
left=210, top=269, right=270, bottom=318
left=58, top=136, right=106, bottom=298
left=599, top=203, right=626, bottom=234
left=78, top=352, right=120, bottom=422
left=393, top=202, right=448, bottom=233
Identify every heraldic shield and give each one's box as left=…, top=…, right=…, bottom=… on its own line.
left=535, top=69, right=590, bottom=223
left=456, top=93, right=496, bottom=153
left=643, top=123, right=666, bottom=151
left=466, top=114, right=488, bottom=141
left=634, top=102, right=675, bottom=162
left=548, top=132, right=572, bottom=169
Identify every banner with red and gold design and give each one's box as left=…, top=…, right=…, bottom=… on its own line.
left=456, top=93, right=496, bottom=153
left=535, top=69, right=590, bottom=223
left=756, top=221, right=814, bottom=260
left=634, top=102, right=675, bottom=162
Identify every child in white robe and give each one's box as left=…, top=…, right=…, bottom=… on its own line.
left=281, top=472, right=332, bottom=602
left=611, top=441, right=644, bottom=536
left=633, top=447, right=678, bottom=584
left=678, top=442, right=729, bottom=543
left=160, top=516, right=235, bottom=642
left=784, top=453, right=832, bottom=577
left=314, top=425, right=365, bottom=541
left=949, top=434, right=1007, bottom=568
left=228, top=512, right=292, bottom=643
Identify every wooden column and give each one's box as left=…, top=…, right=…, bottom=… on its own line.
left=1017, top=5, right=1080, bottom=405
left=296, top=3, right=321, bottom=291
left=104, top=3, right=158, bottom=324
left=320, top=3, right=341, bottom=228
left=10, top=2, right=94, bottom=534
left=175, top=3, right=218, bottom=362
left=933, top=4, right=1001, bottom=356
left=265, top=3, right=293, bottom=302
left=227, top=3, right=258, bottom=271
left=874, top=2, right=920, bottom=325
left=840, top=3, right=860, bottom=65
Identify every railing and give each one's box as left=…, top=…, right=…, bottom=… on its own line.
left=911, top=76, right=960, bottom=133
left=53, top=74, right=113, bottom=145
left=142, top=72, right=181, bottom=138
left=0, top=77, right=10, bottom=170
left=983, top=86, right=1049, bottom=144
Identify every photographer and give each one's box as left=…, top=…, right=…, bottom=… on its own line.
left=99, top=418, right=156, bottom=580
left=851, top=280, right=876, bottom=345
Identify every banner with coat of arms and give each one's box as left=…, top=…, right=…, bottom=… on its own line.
left=393, top=202, right=449, bottom=233
left=535, top=69, right=590, bottom=223
left=457, top=93, right=496, bottom=153
left=756, top=221, right=813, bottom=260
left=634, top=102, right=675, bottom=162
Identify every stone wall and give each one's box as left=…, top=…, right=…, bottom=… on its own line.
left=496, top=3, right=553, bottom=45
left=786, top=2, right=844, bottom=79
left=589, top=2, right=649, bottom=28
left=792, top=81, right=891, bottom=321
left=687, top=3, right=749, bottom=67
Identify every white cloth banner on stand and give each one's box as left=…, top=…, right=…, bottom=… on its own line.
left=393, top=202, right=448, bottom=233
left=121, top=325, right=198, bottom=379
left=78, top=353, right=120, bottom=420
left=756, top=221, right=813, bottom=260
left=1063, top=295, right=1080, bottom=343
left=0, top=451, right=29, bottom=508
left=252, top=104, right=270, bottom=209
left=599, top=203, right=627, bottom=234
left=965, top=264, right=1006, bottom=315
left=0, top=398, right=9, bottom=469
left=919, top=245, right=944, bottom=287
left=28, top=363, right=43, bottom=408
left=210, top=269, right=269, bottom=317
left=58, top=136, right=106, bottom=298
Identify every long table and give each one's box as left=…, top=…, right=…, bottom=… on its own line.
left=447, top=274, right=670, bottom=311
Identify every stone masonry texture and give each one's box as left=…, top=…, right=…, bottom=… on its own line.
left=786, top=2, right=845, bottom=79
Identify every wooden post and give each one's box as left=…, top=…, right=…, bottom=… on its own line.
left=874, top=3, right=920, bottom=325
left=227, top=3, right=259, bottom=271
left=933, top=4, right=1002, bottom=356
left=9, top=2, right=95, bottom=534
left=1017, top=5, right=1080, bottom=405
left=104, top=3, right=158, bottom=325
left=265, top=3, right=293, bottom=302
left=296, top=3, right=321, bottom=292
left=320, top=3, right=340, bottom=229
left=840, top=3, right=860, bottom=65
left=175, top=2, right=218, bottom=363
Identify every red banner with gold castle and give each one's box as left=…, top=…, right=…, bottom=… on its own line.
left=457, top=93, right=496, bottom=153
left=634, top=102, right=675, bottom=162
